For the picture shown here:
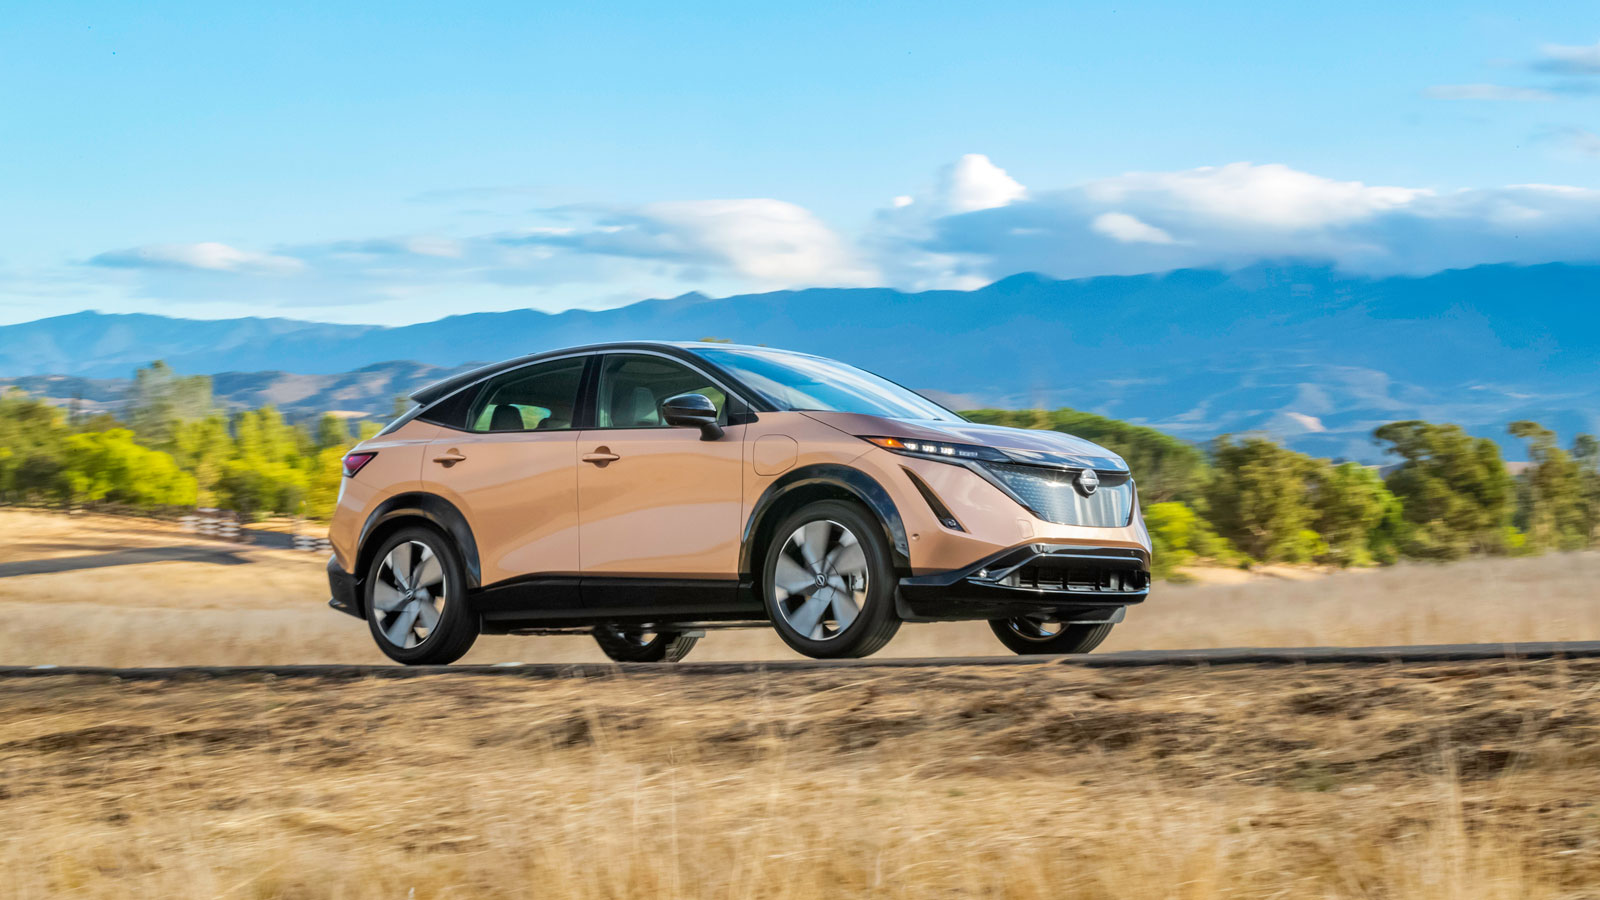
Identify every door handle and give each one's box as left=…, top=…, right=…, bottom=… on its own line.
left=432, top=449, right=467, bottom=466
left=582, top=447, right=621, bottom=466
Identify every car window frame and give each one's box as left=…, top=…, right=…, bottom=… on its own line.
left=418, top=353, right=596, bottom=434
left=585, top=351, right=751, bottom=432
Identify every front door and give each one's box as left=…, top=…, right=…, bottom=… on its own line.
left=576, top=353, right=745, bottom=579
left=419, top=356, right=587, bottom=587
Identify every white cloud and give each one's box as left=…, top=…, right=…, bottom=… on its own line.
left=1091, top=212, right=1176, bottom=245
left=889, top=158, right=1600, bottom=285
left=631, top=199, right=875, bottom=285
left=1080, top=163, right=1425, bottom=230
left=90, top=241, right=303, bottom=274
left=936, top=154, right=1027, bottom=213
left=1535, top=40, right=1600, bottom=74
left=74, top=155, right=1600, bottom=320
left=1425, top=83, right=1553, bottom=101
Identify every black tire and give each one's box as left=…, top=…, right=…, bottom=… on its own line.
left=591, top=625, right=700, bottom=662
left=988, top=618, right=1115, bottom=655
left=364, top=524, right=479, bottom=665
left=762, top=499, right=900, bottom=659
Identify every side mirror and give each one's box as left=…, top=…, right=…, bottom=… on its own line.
left=661, top=392, right=724, bottom=441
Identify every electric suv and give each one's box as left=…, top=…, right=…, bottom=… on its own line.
left=326, top=342, right=1152, bottom=664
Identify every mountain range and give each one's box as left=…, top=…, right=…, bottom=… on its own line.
left=3, top=262, right=1597, bottom=461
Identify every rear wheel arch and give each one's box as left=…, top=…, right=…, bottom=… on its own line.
left=358, top=492, right=482, bottom=597
left=741, top=464, right=910, bottom=581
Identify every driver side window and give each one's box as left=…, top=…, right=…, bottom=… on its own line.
left=595, top=355, right=728, bottom=428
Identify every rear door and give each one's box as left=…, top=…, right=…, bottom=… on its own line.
left=575, top=353, right=746, bottom=580
left=419, top=356, right=588, bottom=587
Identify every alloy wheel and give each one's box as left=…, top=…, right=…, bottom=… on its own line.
left=772, top=519, right=869, bottom=641
left=371, top=540, right=447, bottom=648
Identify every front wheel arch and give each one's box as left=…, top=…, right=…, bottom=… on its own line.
left=741, top=465, right=910, bottom=582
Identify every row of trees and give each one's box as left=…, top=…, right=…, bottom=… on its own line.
left=2, top=366, right=1597, bottom=571
left=0, top=362, right=377, bottom=520
left=965, top=409, right=1600, bottom=577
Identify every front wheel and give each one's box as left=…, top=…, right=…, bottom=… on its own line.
left=988, top=618, right=1115, bottom=655
left=364, top=525, right=479, bottom=665
left=762, top=500, right=900, bottom=659
left=592, top=625, right=700, bottom=662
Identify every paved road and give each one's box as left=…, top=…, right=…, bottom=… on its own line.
left=5, top=641, right=1600, bottom=680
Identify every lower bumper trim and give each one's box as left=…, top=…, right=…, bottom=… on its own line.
left=327, top=555, right=362, bottom=619
left=896, top=544, right=1150, bottom=623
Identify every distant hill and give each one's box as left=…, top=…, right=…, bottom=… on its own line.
left=2, top=262, right=1597, bottom=459
left=0, top=362, right=474, bottom=424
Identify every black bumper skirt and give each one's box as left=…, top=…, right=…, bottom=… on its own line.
left=327, top=555, right=362, bottom=619
left=896, top=544, right=1149, bottom=622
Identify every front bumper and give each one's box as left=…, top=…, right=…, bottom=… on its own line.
left=896, top=544, right=1149, bottom=622
left=327, top=555, right=362, bottom=619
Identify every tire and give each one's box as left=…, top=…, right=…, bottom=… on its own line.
left=988, top=618, right=1115, bottom=655
left=592, top=625, right=700, bottom=662
left=364, top=525, right=479, bottom=665
left=762, top=499, right=900, bottom=659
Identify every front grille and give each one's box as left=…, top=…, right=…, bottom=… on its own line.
left=979, top=462, right=1134, bottom=527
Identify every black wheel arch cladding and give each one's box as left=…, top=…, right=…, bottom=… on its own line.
left=358, top=492, right=482, bottom=589
left=741, top=463, right=911, bottom=579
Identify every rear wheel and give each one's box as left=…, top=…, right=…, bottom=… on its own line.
left=364, top=525, right=479, bottom=665
left=592, top=625, right=699, bottom=662
left=762, top=500, right=900, bottom=659
left=988, top=617, right=1115, bottom=655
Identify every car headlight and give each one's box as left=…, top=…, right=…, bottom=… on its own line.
left=859, top=436, right=1008, bottom=463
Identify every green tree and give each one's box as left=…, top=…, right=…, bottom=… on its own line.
left=1203, top=435, right=1322, bottom=563
left=59, top=429, right=198, bottom=508
left=315, top=413, right=352, bottom=450
left=1374, top=421, right=1514, bottom=559
left=963, top=407, right=1210, bottom=503
left=0, top=389, right=73, bottom=502
left=1310, top=462, right=1400, bottom=567
left=1575, top=434, right=1600, bottom=546
left=126, top=361, right=213, bottom=448
left=169, top=414, right=235, bottom=506
left=1508, top=421, right=1591, bottom=551
left=1144, top=501, right=1240, bottom=578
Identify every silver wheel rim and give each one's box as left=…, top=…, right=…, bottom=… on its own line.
left=1007, top=617, right=1066, bottom=642
left=772, top=519, right=869, bottom=641
left=372, top=540, right=446, bottom=649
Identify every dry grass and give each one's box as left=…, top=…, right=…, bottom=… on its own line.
left=0, top=509, right=1596, bottom=666
left=4, top=660, right=1600, bottom=899
left=5, top=510, right=1600, bottom=898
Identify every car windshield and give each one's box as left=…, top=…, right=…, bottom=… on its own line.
left=691, top=347, right=963, bottom=422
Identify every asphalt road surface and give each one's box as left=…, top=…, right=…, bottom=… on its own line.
left=4, top=641, right=1600, bottom=680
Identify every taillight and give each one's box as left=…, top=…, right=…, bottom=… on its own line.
left=342, top=452, right=377, bottom=477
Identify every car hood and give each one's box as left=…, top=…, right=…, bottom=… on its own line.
left=799, top=412, right=1129, bottom=472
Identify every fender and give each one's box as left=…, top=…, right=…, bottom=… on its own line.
left=358, top=492, right=483, bottom=588
left=740, top=463, right=911, bottom=576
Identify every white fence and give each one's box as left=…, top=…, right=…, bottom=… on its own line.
left=180, top=510, right=331, bottom=552
left=179, top=509, right=242, bottom=542
left=292, top=533, right=332, bottom=552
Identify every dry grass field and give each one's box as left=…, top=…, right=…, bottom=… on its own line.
left=5, top=509, right=1600, bottom=899
left=0, top=509, right=1595, bottom=667
left=5, top=661, right=1600, bottom=899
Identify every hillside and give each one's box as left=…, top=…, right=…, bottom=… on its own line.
left=3, top=262, right=1597, bottom=458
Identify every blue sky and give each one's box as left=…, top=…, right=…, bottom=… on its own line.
left=3, top=1, right=1599, bottom=325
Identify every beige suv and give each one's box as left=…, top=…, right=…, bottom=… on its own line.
left=328, top=342, right=1151, bottom=664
